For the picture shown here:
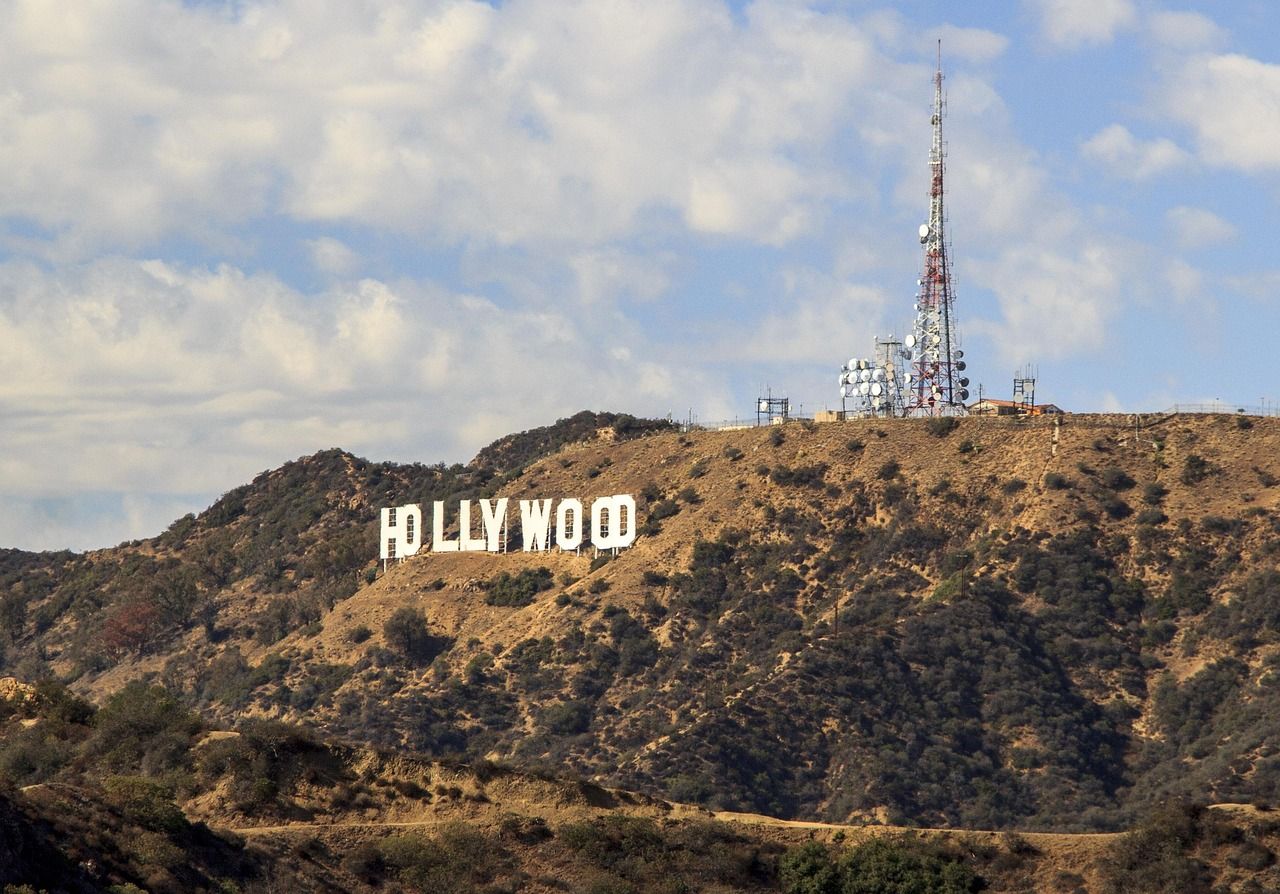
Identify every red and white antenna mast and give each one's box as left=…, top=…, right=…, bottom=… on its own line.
left=904, top=42, right=969, bottom=416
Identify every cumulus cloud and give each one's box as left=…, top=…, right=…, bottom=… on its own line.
left=930, top=25, right=1009, bottom=63
left=0, top=0, right=906, bottom=255
left=1027, top=0, right=1137, bottom=49
left=1146, top=11, right=1227, bottom=50
left=307, top=237, right=361, bottom=277
left=1161, top=53, right=1280, bottom=172
left=1081, top=124, right=1190, bottom=178
left=0, top=257, right=720, bottom=547
left=1165, top=206, right=1236, bottom=250
left=966, top=241, right=1134, bottom=363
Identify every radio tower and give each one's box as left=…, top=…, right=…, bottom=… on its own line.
left=904, top=43, right=968, bottom=416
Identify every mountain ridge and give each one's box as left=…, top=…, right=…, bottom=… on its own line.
left=5, top=411, right=1280, bottom=836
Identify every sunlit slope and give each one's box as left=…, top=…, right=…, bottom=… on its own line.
left=7, top=411, right=1280, bottom=831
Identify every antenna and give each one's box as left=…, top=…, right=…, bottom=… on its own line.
left=832, top=42, right=969, bottom=419
left=903, top=43, right=966, bottom=417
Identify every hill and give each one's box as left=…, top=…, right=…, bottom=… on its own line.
left=5, top=410, right=1280, bottom=845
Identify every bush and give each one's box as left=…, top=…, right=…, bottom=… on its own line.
left=876, top=460, right=901, bottom=481
left=846, top=439, right=865, bottom=453
left=1100, top=468, right=1136, bottom=491
left=484, top=567, right=554, bottom=607
left=771, top=464, right=829, bottom=488
left=1044, top=472, right=1072, bottom=490
left=781, top=838, right=979, bottom=894
left=926, top=416, right=960, bottom=437
left=104, top=775, right=187, bottom=832
left=677, top=486, right=702, bottom=504
left=780, top=841, right=838, bottom=894
left=768, top=427, right=785, bottom=447
left=1142, top=482, right=1168, bottom=505
left=723, top=446, right=744, bottom=461
left=347, top=625, right=372, bottom=644
left=1181, top=454, right=1213, bottom=486
left=1100, top=497, right=1132, bottom=520
left=1136, top=509, right=1167, bottom=526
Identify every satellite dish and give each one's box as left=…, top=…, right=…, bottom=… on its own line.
left=859, top=382, right=871, bottom=396
left=930, top=334, right=941, bottom=346
left=872, top=368, right=885, bottom=381
left=838, top=375, right=847, bottom=388
left=872, top=396, right=882, bottom=408
left=955, top=350, right=964, bottom=359
left=956, top=361, right=967, bottom=371
left=919, top=224, right=931, bottom=241
left=959, top=377, right=969, bottom=387
left=840, top=385, right=848, bottom=398
left=871, top=382, right=883, bottom=397
left=758, top=400, right=769, bottom=412
left=849, top=358, right=859, bottom=371
left=958, top=389, right=970, bottom=400
left=903, top=350, right=912, bottom=360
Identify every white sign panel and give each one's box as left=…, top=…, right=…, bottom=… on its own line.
left=379, top=494, right=637, bottom=561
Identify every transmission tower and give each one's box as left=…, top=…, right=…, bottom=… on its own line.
left=903, top=43, right=969, bottom=417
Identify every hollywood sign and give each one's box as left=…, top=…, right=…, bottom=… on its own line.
left=379, top=494, right=636, bottom=561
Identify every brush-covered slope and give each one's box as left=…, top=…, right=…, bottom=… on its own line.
left=5, top=411, right=1280, bottom=833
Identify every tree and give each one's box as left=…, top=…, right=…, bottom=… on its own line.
left=780, top=841, right=840, bottom=894
left=384, top=607, right=430, bottom=659
left=101, top=600, right=163, bottom=659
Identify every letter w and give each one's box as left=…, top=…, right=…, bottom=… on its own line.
left=520, top=499, right=553, bottom=551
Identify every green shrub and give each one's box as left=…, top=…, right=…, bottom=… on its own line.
left=780, top=841, right=838, bottom=894
left=104, top=775, right=187, bottom=832
left=771, top=464, right=829, bottom=488
left=484, top=567, right=554, bottom=607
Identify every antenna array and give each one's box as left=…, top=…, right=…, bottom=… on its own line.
left=838, top=43, right=970, bottom=419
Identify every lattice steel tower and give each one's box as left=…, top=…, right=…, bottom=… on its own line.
left=903, top=44, right=969, bottom=416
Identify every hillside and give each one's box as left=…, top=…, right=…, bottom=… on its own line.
left=5, top=676, right=1280, bottom=894
left=5, top=411, right=1280, bottom=843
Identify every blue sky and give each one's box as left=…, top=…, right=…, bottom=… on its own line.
left=1, top=0, right=1277, bottom=550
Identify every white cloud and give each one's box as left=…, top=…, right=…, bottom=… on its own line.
left=0, top=258, right=717, bottom=536
left=1081, top=124, right=1190, bottom=178
left=0, top=0, right=906, bottom=254
left=1146, top=11, right=1227, bottom=50
left=931, top=25, right=1009, bottom=63
left=1161, top=53, right=1280, bottom=172
left=307, top=237, right=361, bottom=277
left=967, top=241, right=1133, bottom=362
left=1165, top=206, right=1236, bottom=250
left=1028, top=0, right=1138, bottom=49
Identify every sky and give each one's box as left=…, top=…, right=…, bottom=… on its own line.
left=1, top=0, right=1278, bottom=551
